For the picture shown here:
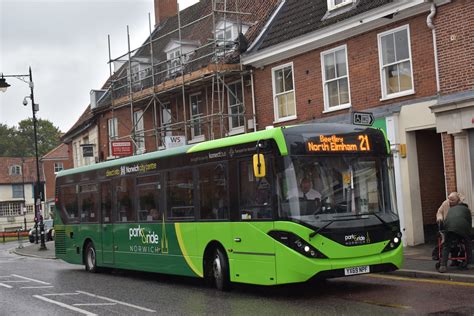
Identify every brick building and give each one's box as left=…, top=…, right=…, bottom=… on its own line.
left=40, top=143, right=74, bottom=217
left=241, top=0, right=473, bottom=246
left=62, top=0, right=280, bottom=166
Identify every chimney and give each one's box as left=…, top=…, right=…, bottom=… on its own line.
left=154, top=0, right=178, bottom=26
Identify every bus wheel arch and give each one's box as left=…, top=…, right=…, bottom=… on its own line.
left=203, top=241, right=230, bottom=291
left=83, top=239, right=98, bottom=273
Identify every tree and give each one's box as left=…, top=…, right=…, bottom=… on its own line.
left=0, top=119, right=62, bottom=157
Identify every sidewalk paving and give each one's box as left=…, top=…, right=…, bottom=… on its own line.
left=10, top=240, right=474, bottom=283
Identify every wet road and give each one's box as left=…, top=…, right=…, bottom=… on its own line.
left=1, top=241, right=473, bottom=315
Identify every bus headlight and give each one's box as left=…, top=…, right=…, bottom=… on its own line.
left=268, top=230, right=327, bottom=259
left=381, top=231, right=402, bottom=253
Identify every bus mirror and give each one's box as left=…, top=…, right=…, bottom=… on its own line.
left=253, top=154, right=266, bottom=178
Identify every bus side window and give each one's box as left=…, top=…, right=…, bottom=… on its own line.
left=167, top=169, right=194, bottom=220
left=79, top=184, right=99, bottom=223
left=238, top=158, right=272, bottom=220
left=60, top=185, right=79, bottom=223
left=116, top=177, right=135, bottom=222
left=100, top=182, right=112, bottom=223
left=198, top=163, right=228, bottom=220
left=137, top=174, right=161, bottom=222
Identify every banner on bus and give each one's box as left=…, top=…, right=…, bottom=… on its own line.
left=111, top=141, right=133, bottom=156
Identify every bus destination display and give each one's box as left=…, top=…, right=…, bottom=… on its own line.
left=306, top=134, right=371, bottom=153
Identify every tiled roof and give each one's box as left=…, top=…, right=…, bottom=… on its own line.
left=0, top=157, right=45, bottom=184
left=61, top=105, right=94, bottom=142
left=41, top=143, right=69, bottom=160
left=255, top=0, right=393, bottom=50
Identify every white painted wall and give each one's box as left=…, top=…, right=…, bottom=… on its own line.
left=396, top=100, right=437, bottom=246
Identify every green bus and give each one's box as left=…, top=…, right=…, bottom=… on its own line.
left=55, top=123, right=402, bottom=290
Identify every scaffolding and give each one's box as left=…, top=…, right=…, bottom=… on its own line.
left=100, top=0, right=256, bottom=154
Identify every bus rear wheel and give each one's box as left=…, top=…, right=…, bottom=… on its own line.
left=85, top=242, right=98, bottom=273
left=212, top=248, right=230, bottom=291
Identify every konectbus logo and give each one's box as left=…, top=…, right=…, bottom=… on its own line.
left=129, top=225, right=159, bottom=244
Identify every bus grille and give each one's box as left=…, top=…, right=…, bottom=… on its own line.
left=55, top=230, right=66, bottom=255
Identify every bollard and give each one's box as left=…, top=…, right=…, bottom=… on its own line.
left=17, top=230, right=23, bottom=249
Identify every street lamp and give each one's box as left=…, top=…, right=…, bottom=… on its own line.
left=0, top=67, right=47, bottom=250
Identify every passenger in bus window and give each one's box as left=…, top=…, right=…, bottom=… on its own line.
left=149, top=208, right=162, bottom=221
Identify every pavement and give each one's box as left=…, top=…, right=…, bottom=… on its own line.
left=9, top=239, right=474, bottom=283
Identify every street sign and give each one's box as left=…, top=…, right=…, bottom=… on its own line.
left=165, top=136, right=186, bottom=149
left=111, top=141, right=133, bottom=156
left=352, top=111, right=374, bottom=126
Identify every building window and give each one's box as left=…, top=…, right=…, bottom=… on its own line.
left=321, top=45, right=351, bottom=111
left=189, top=93, right=204, bottom=141
left=167, top=49, right=181, bottom=76
left=133, top=111, right=145, bottom=154
left=12, top=184, right=24, bottom=199
left=108, top=117, right=118, bottom=157
left=378, top=25, right=414, bottom=99
left=9, top=165, right=22, bottom=175
left=272, top=63, right=296, bottom=122
left=54, top=162, right=64, bottom=173
left=327, top=0, right=353, bottom=10
left=227, top=81, right=244, bottom=131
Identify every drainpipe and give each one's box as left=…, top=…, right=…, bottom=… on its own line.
left=427, top=2, right=440, bottom=94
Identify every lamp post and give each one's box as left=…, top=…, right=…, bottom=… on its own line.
left=0, top=67, right=47, bottom=250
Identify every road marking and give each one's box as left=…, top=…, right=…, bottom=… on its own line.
left=2, top=280, right=29, bottom=283
left=0, top=283, right=12, bottom=288
left=77, top=291, right=156, bottom=313
left=21, top=286, right=54, bottom=289
left=368, top=274, right=474, bottom=287
left=42, top=293, right=80, bottom=296
left=11, top=274, right=50, bottom=285
left=33, top=295, right=97, bottom=316
left=73, top=303, right=117, bottom=306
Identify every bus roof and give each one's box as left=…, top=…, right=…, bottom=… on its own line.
left=57, top=123, right=388, bottom=178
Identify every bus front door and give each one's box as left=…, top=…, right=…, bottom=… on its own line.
left=100, top=181, right=115, bottom=264
left=231, top=221, right=276, bottom=285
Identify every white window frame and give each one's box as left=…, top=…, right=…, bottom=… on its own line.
left=189, top=93, right=204, bottom=142
left=12, top=184, right=24, bottom=199
left=327, top=0, right=353, bottom=11
left=321, top=44, right=351, bottom=113
left=107, top=117, right=118, bottom=158
left=133, top=110, right=145, bottom=154
left=227, top=80, right=245, bottom=134
left=271, top=62, right=297, bottom=123
left=167, top=49, right=181, bottom=76
left=9, top=165, right=22, bottom=175
left=54, top=162, right=64, bottom=174
left=377, top=24, right=415, bottom=100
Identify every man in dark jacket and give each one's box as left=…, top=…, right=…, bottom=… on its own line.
left=439, top=202, right=473, bottom=273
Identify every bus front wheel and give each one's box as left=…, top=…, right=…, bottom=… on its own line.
left=212, top=248, right=230, bottom=291
left=85, top=242, right=98, bottom=273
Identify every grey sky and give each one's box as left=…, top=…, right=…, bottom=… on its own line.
left=0, top=0, right=198, bottom=132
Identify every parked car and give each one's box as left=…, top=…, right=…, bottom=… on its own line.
left=29, top=219, right=54, bottom=243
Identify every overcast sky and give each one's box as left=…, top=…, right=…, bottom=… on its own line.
left=0, top=0, right=198, bottom=133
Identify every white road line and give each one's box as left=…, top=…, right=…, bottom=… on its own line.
left=2, top=280, right=29, bottom=283
left=0, top=283, right=12, bottom=288
left=73, top=303, right=117, bottom=306
left=33, top=295, right=97, bottom=316
left=42, top=293, right=80, bottom=296
left=11, top=274, right=50, bottom=285
left=77, top=291, right=156, bottom=313
left=21, top=286, right=55, bottom=289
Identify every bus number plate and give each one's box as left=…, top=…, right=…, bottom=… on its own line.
left=344, top=265, right=370, bottom=276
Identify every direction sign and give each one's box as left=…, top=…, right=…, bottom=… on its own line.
left=353, top=111, right=374, bottom=126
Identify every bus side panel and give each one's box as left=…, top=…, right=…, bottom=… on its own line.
left=229, top=222, right=276, bottom=285
left=107, top=222, right=197, bottom=277
left=55, top=225, right=83, bottom=265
